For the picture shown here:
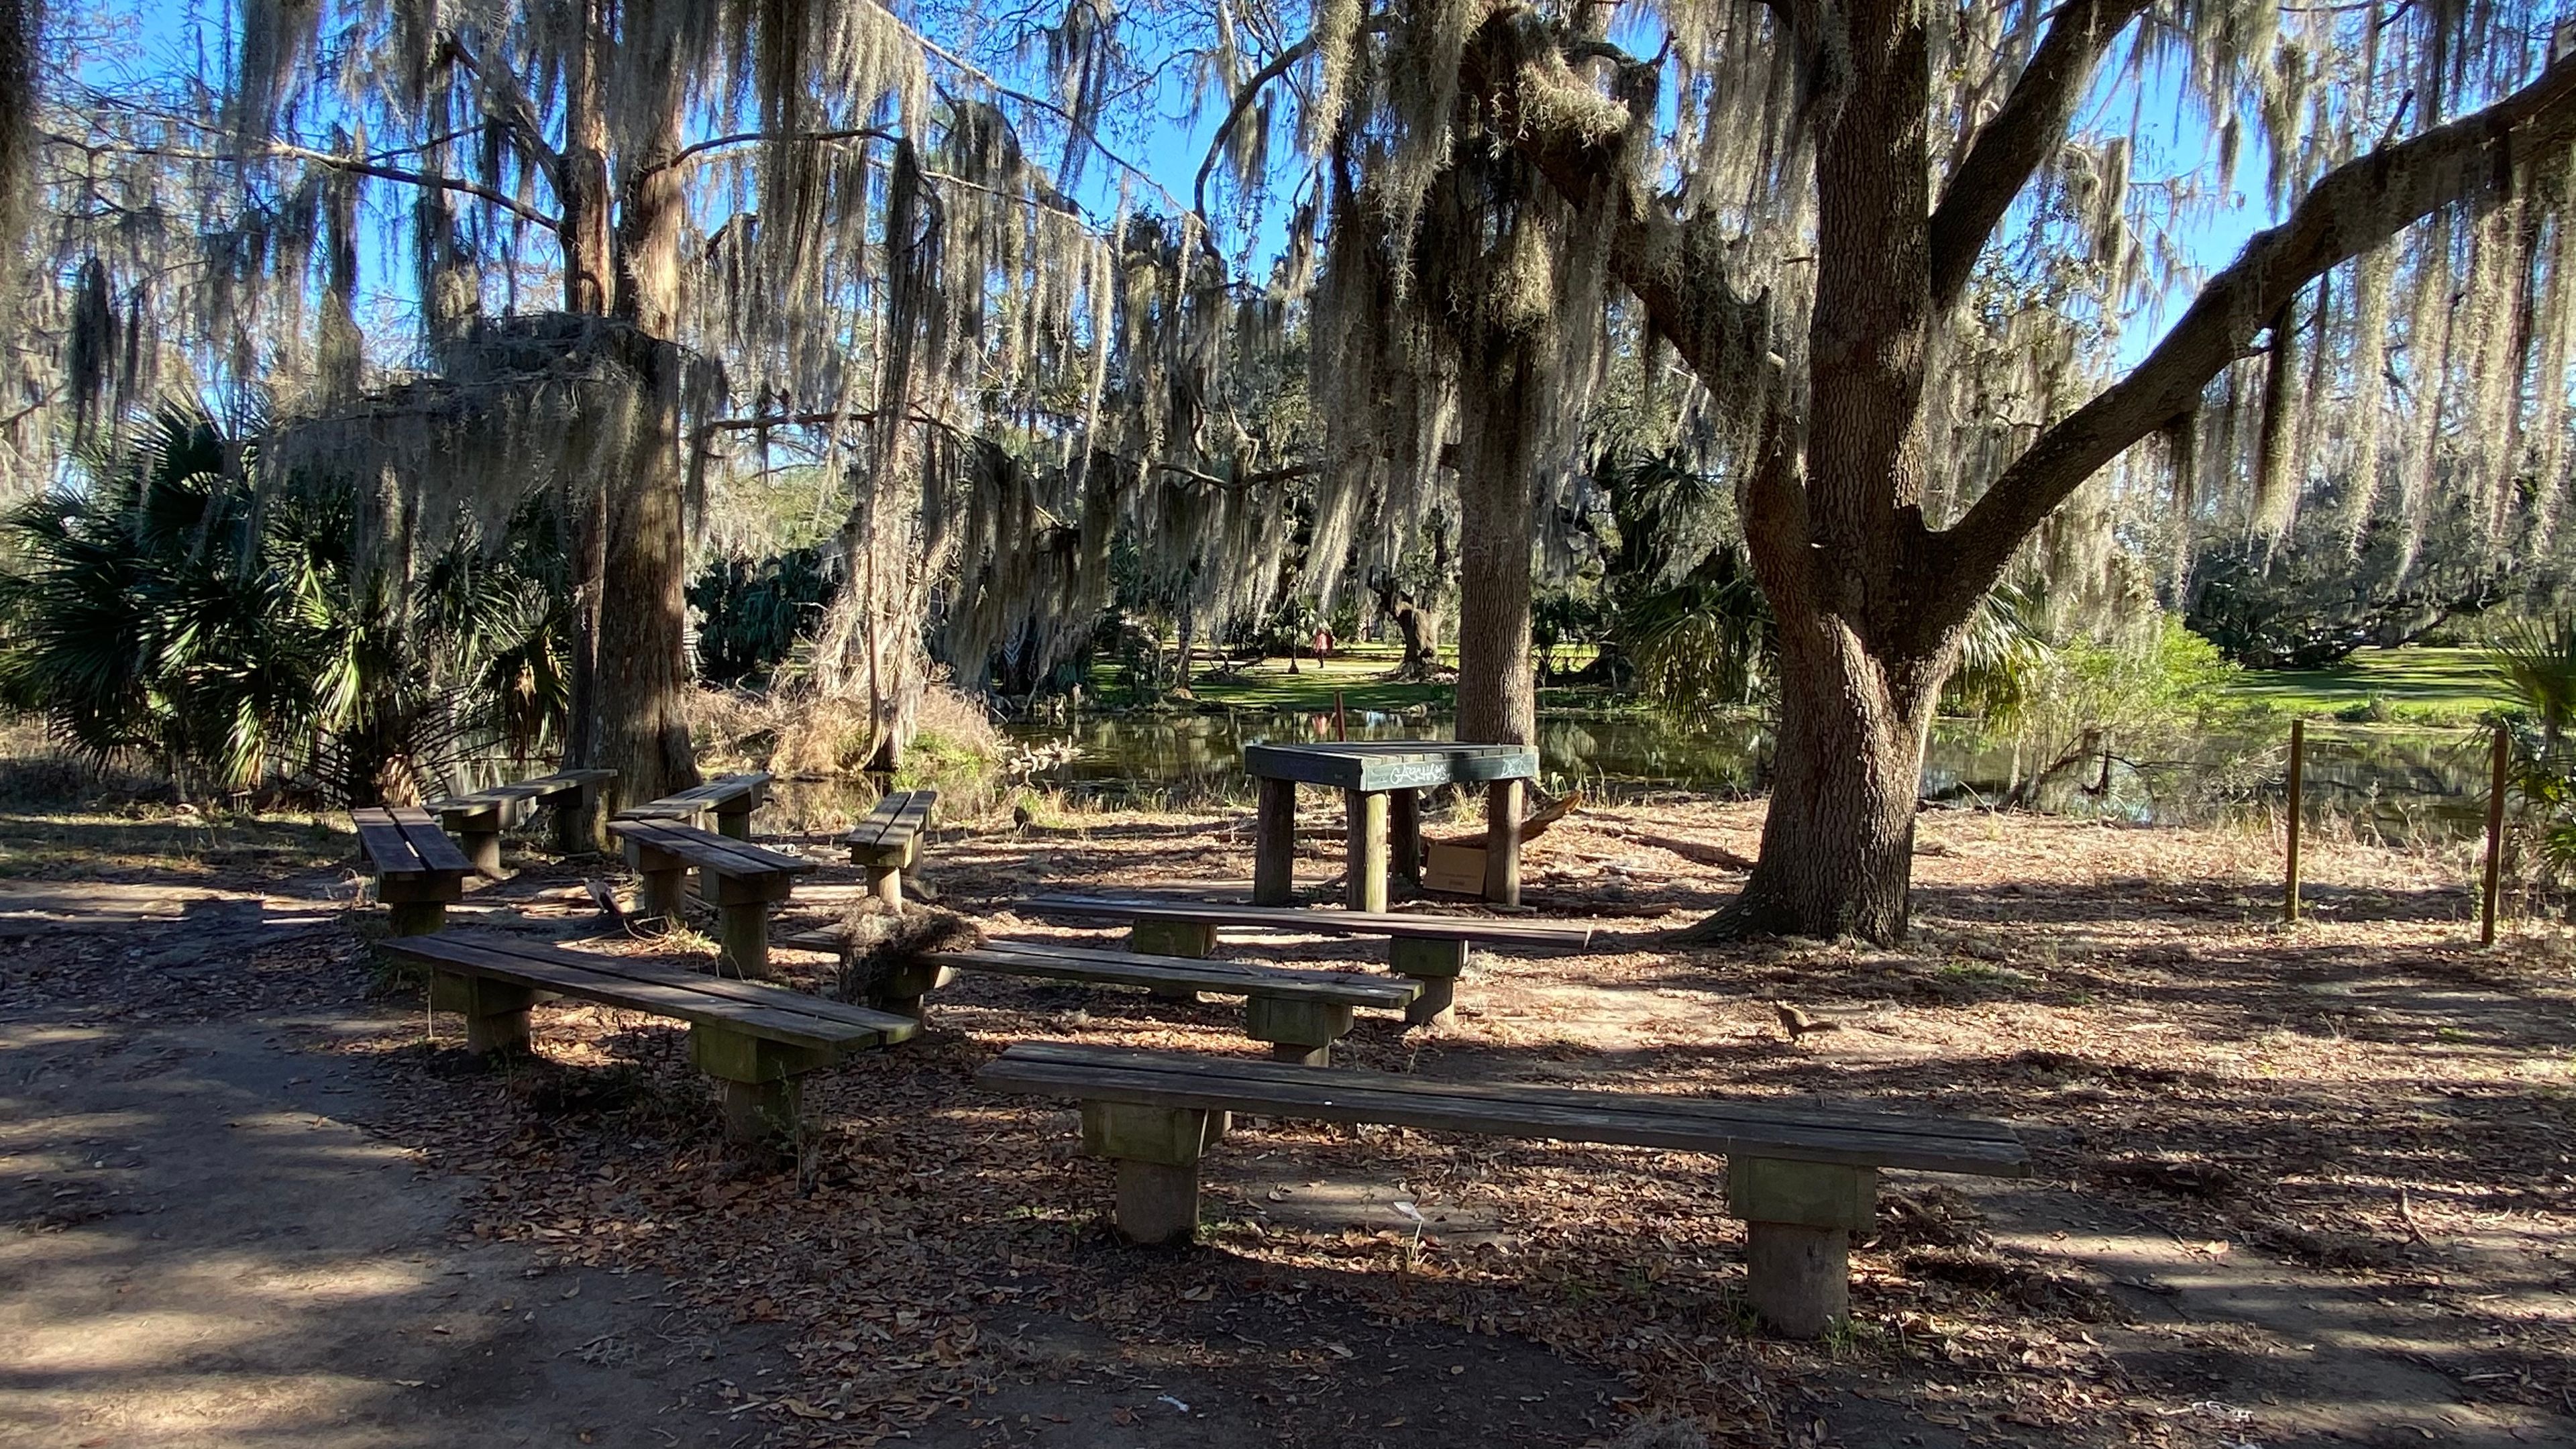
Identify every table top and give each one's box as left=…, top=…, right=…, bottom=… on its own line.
left=1242, top=741, right=1539, bottom=792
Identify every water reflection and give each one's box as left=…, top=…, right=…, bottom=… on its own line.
left=990, top=709, right=2496, bottom=839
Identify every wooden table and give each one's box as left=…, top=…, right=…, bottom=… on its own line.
left=1242, top=743, right=1540, bottom=910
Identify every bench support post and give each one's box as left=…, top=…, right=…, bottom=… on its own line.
left=714, top=804, right=754, bottom=841
left=1727, top=1157, right=1876, bottom=1339
left=689, top=1026, right=832, bottom=1144
left=386, top=900, right=448, bottom=936
left=1130, top=920, right=1214, bottom=1002
left=854, top=845, right=906, bottom=909
left=457, top=827, right=504, bottom=879
left=637, top=867, right=687, bottom=926
left=1389, top=788, right=1422, bottom=885
left=1243, top=997, right=1354, bottom=1067
left=1344, top=789, right=1389, bottom=913
left=1081, top=1102, right=1208, bottom=1244
left=867, top=960, right=952, bottom=1020
left=429, top=972, right=533, bottom=1055
left=1388, top=937, right=1470, bottom=1026
left=553, top=783, right=607, bottom=854
left=716, top=901, right=773, bottom=979
left=1483, top=779, right=1523, bottom=906
left=1252, top=777, right=1297, bottom=905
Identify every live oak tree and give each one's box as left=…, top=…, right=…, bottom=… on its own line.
left=1212, top=0, right=2576, bottom=941
left=21, top=0, right=1286, bottom=798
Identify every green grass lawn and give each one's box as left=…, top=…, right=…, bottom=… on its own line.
left=2227, top=645, right=2514, bottom=727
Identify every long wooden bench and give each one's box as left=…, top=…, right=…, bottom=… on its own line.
left=781, top=932, right=1417, bottom=1064
left=427, top=767, right=620, bottom=871
left=352, top=806, right=476, bottom=935
left=383, top=932, right=915, bottom=1142
left=1015, top=893, right=1595, bottom=1025
left=844, top=789, right=937, bottom=906
left=607, top=818, right=814, bottom=979
left=618, top=772, right=771, bottom=839
left=980, top=1042, right=2031, bottom=1338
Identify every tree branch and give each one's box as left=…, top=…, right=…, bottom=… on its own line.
left=1927, top=0, right=2151, bottom=311
left=41, top=133, right=564, bottom=231
left=1935, top=52, right=2576, bottom=621
left=1193, top=34, right=1316, bottom=219
left=643, top=125, right=900, bottom=178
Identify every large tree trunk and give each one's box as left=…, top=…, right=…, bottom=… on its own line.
left=1683, top=613, right=1941, bottom=943
left=574, top=382, right=700, bottom=804
left=1452, top=347, right=1538, bottom=745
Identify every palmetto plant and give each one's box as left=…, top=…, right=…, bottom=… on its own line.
left=0, top=407, right=568, bottom=801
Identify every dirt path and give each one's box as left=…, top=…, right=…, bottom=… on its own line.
left=0, top=1000, right=810, bottom=1447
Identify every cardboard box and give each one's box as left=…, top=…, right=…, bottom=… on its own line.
left=1423, top=841, right=1487, bottom=896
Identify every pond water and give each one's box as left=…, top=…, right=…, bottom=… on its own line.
left=996, top=708, right=2500, bottom=839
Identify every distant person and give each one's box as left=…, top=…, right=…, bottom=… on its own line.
left=1312, top=625, right=1334, bottom=663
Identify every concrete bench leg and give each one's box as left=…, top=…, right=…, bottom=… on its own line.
left=1130, top=919, right=1214, bottom=1001
left=869, top=960, right=952, bottom=1020
left=716, top=901, right=772, bottom=979
left=1727, top=1157, right=1877, bottom=1339
left=386, top=899, right=447, bottom=936
left=458, top=828, right=504, bottom=879
left=690, top=1024, right=832, bottom=1144
left=637, top=867, right=687, bottom=926
left=430, top=972, right=534, bottom=1055
left=1081, top=1101, right=1210, bottom=1244
left=1244, top=996, right=1353, bottom=1066
left=1389, top=937, right=1469, bottom=1026
left=553, top=786, right=606, bottom=854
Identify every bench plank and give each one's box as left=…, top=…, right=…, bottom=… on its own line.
left=934, top=941, right=1418, bottom=1008
left=846, top=789, right=937, bottom=851
left=383, top=934, right=911, bottom=1051
left=608, top=818, right=815, bottom=878
left=980, top=1042, right=2028, bottom=1176
left=1018, top=893, right=1592, bottom=948
left=353, top=806, right=474, bottom=876
left=620, top=772, right=771, bottom=819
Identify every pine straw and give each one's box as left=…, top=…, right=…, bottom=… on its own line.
left=25, top=798, right=2567, bottom=1446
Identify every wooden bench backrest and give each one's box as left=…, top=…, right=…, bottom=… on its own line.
left=981, top=1042, right=2030, bottom=1177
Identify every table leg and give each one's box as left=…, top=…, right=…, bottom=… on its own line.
left=1345, top=790, right=1389, bottom=913
left=1389, top=788, right=1421, bottom=885
left=1252, top=777, right=1297, bottom=905
left=1483, top=779, right=1522, bottom=906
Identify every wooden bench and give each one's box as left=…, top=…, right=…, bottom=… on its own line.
left=352, top=806, right=476, bottom=935
left=844, top=789, right=937, bottom=906
left=606, top=818, right=814, bottom=979
left=980, top=1042, right=2031, bottom=1338
left=426, top=767, right=621, bottom=871
left=782, top=932, right=1417, bottom=1064
left=617, top=772, right=771, bottom=839
left=382, top=932, right=915, bottom=1141
left=1015, top=893, right=1595, bottom=1025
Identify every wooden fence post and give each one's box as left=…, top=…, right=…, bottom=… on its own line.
left=1334, top=690, right=1347, bottom=742
left=2284, top=718, right=2304, bottom=925
left=2482, top=722, right=2509, bottom=947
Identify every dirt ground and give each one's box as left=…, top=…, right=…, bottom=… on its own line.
left=2, top=793, right=2572, bottom=1448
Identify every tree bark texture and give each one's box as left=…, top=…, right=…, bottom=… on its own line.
left=1453, top=345, right=1539, bottom=747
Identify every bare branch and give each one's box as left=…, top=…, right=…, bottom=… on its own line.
left=1193, top=34, right=1316, bottom=219
left=40, top=132, right=564, bottom=231
left=645, top=125, right=900, bottom=178
left=1927, top=0, right=2152, bottom=312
